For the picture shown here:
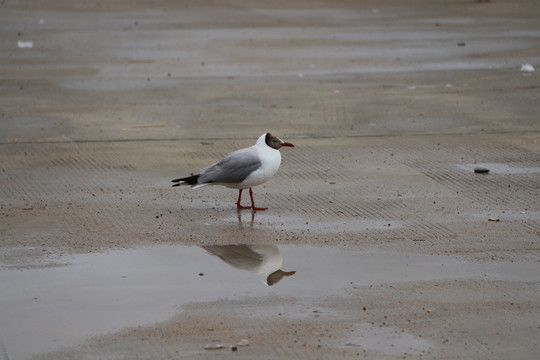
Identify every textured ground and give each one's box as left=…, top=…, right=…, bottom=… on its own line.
left=1, top=0, right=539, bottom=359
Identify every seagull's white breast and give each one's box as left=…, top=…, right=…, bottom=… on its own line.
left=238, top=146, right=281, bottom=189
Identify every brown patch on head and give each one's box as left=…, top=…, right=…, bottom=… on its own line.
left=265, top=133, right=281, bottom=149
left=265, top=133, right=294, bottom=149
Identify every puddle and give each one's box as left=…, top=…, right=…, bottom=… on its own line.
left=1, top=245, right=538, bottom=359
left=457, top=163, right=540, bottom=175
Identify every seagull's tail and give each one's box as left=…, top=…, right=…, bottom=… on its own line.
left=172, top=174, right=200, bottom=187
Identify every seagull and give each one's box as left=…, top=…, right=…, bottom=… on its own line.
left=172, top=133, right=294, bottom=210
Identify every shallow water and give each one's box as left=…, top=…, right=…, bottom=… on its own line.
left=0, top=244, right=538, bottom=359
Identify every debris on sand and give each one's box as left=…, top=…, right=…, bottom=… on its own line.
left=17, top=41, right=33, bottom=48
left=204, top=344, right=227, bottom=350
left=204, top=339, right=249, bottom=351
left=237, top=339, right=250, bottom=347
left=521, top=64, right=535, bottom=72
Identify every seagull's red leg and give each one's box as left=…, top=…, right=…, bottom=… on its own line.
left=236, top=189, right=251, bottom=209
left=249, top=187, right=267, bottom=211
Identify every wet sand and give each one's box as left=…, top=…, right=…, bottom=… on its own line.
left=1, top=0, right=539, bottom=359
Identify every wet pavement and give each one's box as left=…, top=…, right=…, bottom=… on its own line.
left=1, top=0, right=540, bottom=359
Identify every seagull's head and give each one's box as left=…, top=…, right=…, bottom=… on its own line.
left=265, top=133, right=294, bottom=150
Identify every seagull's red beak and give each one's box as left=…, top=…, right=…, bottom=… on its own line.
left=281, top=141, right=294, bottom=148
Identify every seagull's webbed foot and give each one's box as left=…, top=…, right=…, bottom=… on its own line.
left=251, top=206, right=267, bottom=211
left=236, top=203, right=252, bottom=210
left=248, top=188, right=267, bottom=211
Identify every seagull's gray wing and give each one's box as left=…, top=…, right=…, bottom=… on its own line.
left=198, top=148, right=261, bottom=184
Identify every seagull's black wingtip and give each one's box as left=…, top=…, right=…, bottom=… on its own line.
left=171, top=174, right=200, bottom=186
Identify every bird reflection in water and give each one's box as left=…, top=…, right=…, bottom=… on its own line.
left=236, top=208, right=255, bottom=227
left=202, top=244, right=296, bottom=286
